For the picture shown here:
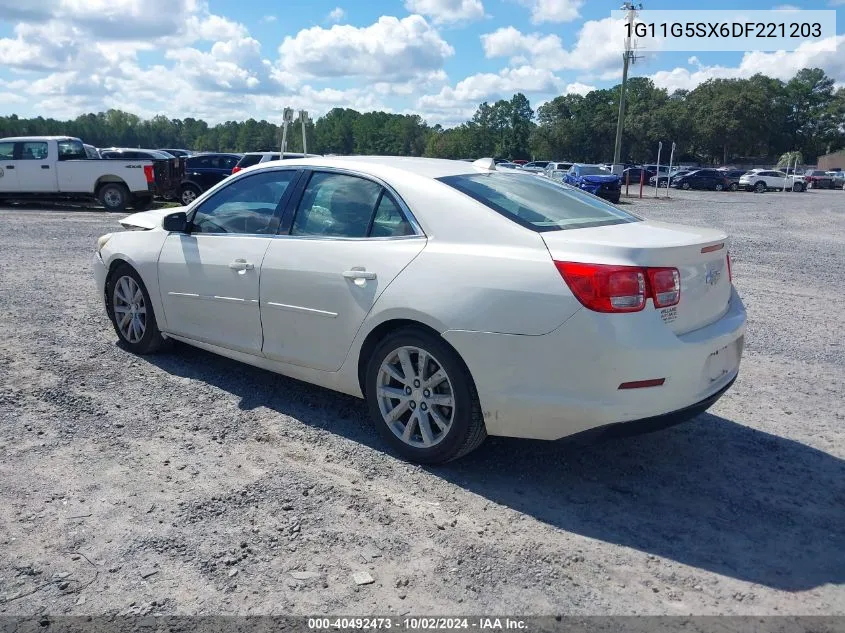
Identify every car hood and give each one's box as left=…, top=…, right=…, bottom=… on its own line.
left=579, top=174, right=619, bottom=184
left=119, top=207, right=182, bottom=230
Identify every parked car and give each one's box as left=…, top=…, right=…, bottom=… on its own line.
left=511, top=160, right=528, bottom=165
left=563, top=164, right=621, bottom=203
left=649, top=169, right=692, bottom=187
left=100, top=148, right=186, bottom=200
left=94, top=156, right=745, bottom=463
left=828, top=171, right=845, bottom=188
left=179, top=153, right=243, bottom=206
left=719, top=169, right=748, bottom=191
left=0, top=135, right=156, bottom=211
left=620, top=167, right=655, bottom=185
left=543, top=161, right=573, bottom=181
left=158, top=148, right=192, bottom=158
left=670, top=169, right=732, bottom=191
left=231, top=151, right=320, bottom=174
left=521, top=160, right=550, bottom=173
left=739, top=170, right=805, bottom=192
left=803, top=170, right=835, bottom=189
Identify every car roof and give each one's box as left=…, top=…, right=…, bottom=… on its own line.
left=247, top=155, right=490, bottom=180
left=0, top=136, right=78, bottom=142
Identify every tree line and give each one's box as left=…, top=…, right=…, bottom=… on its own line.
left=1, top=68, right=842, bottom=165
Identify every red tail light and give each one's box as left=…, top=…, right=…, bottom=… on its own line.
left=647, top=268, right=680, bottom=307
left=231, top=165, right=242, bottom=174
left=143, top=165, right=154, bottom=183
left=554, top=261, right=681, bottom=313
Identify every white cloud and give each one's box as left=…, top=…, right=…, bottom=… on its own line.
left=773, top=4, right=800, bottom=9
left=403, top=0, right=485, bottom=24
left=417, top=65, right=563, bottom=116
left=279, top=16, right=454, bottom=80
left=326, top=7, right=345, bottom=23
left=519, top=0, right=583, bottom=24
left=260, top=15, right=277, bottom=24
left=564, top=81, right=595, bottom=96
left=481, top=18, right=623, bottom=73
left=652, top=35, right=845, bottom=92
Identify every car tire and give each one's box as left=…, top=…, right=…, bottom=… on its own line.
left=715, top=183, right=725, bottom=191
left=754, top=181, right=767, bottom=193
left=179, top=184, right=201, bottom=206
left=792, top=182, right=805, bottom=193
left=729, top=182, right=738, bottom=191
left=99, top=183, right=129, bottom=212
left=106, top=264, right=167, bottom=355
left=365, top=327, right=486, bottom=464
left=131, top=195, right=154, bottom=211
left=682, top=182, right=691, bottom=190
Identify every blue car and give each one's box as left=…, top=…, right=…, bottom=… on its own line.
left=563, top=164, right=622, bottom=203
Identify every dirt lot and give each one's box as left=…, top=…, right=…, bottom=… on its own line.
left=0, top=189, right=843, bottom=617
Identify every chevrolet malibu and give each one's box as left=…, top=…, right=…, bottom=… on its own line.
left=94, top=157, right=746, bottom=463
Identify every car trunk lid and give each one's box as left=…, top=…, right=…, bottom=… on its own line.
left=542, top=220, right=732, bottom=334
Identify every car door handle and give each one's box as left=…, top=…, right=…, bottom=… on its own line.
left=343, top=269, right=376, bottom=280
left=228, top=259, right=254, bottom=271
left=5, top=165, right=14, bottom=169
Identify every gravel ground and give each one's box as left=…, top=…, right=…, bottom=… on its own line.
left=0, top=189, right=843, bottom=617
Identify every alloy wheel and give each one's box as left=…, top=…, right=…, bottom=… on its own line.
left=376, top=345, right=455, bottom=449
left=181, top=188, right=198, bottom=205
left=112, top=275, right=146, bottom=344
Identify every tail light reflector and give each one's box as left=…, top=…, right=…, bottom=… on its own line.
left=554, top=261, right=681, bottom=313
left=619, top=378, right=665, bottom=389
left=231, top=165, right=242, bottom=174
left=727, top=252, right=732, bottom=282
left=143, top=165, right=154, bottom=183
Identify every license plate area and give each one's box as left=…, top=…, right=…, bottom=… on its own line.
left=706, top=341, right=740, bottom=383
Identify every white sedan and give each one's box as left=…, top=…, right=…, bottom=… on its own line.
left=94, top=156, right=746, bottom=463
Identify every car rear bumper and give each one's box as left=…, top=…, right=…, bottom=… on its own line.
left=443, top=287, right=746, bottom=441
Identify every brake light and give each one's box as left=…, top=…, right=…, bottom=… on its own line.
left=231, top=165, right=242, bottom=174
left=727, top=252, right=732, bottom=283
left=143, top=165, right=154, bottom=183
left=647, top=268, right=680, bottom=307
left=555, top=262, right=645, bottom=312
left=554, top=261, right=681, bottom=313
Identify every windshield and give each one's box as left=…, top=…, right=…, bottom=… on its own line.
left=577, top=166, right=608, bottom=176
left=438, top=172, right=640, bottom=232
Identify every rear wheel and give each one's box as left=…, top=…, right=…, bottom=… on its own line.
left=365, top=328, right=486, bottom=464
left=99, top=183, right=129, bottom=212
left=106, top=264, right=166, bottom=355
left=754, top=181, right=767, bottom=193
left=729, top=182, right=738, bottom=191
left=179, top=184, right=201, bottom=206
left=715, top=183, right=725, bottom=191
left=681, top=182, right=691, bottom=190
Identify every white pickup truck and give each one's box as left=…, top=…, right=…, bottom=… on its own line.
left=0, top=136, right=156, bottom=211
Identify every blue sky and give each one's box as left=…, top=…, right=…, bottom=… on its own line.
left=0, top=0, right=842, bottom=126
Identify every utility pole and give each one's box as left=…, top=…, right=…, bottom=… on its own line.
left=281, top=107, right=294, bottom=155
left=612, top=2, right=642, bottom=173
left=299, top=110, right=309, bottom=156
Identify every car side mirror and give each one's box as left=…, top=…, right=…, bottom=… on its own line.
left=162, top=211, right=188, bottom=232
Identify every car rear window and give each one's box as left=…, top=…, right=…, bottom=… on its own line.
left=237, top=154, right=263, bottom=169
left=438, top=172, right=640, bottom=232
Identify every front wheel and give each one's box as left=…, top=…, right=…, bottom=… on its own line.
left=365, top=328, right=486, bottom=464
left=715, top=183, right=725, bottom=191
left=106, top=264, right=167, bottom=354
left=792, top=182, right=805, bottom=192
left=754, top=181, right=767, bottom=193
left=729, top=182, right=738, bottom=191
left=682, top=182, right=691, bottom=190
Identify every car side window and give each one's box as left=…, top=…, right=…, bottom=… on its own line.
left=370, top=193, right=415, bottom=237
left=57, top=140, right=86, bottom=160
left=18, top=142, right=48, bottom=160
left=292, top=172, right=382, bottom=238
left=223, top=156, right=239, bottom=170
left=191, top=170, right=296, bottom=235
left=0, top=142, right=13, bottom=160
